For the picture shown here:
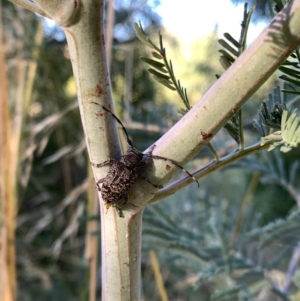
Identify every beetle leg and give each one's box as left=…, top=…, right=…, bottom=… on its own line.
left=145, top=144, right=156, bottom=155
left=136, top=172, right=163, bottom=189
left=94, top=178, right=105, bottom=191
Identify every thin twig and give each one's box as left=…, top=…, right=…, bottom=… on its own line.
left=282, top=183, right=300, bottom=208
left=282, top=242, right=300, bottom=295
left=151, top=141, right=273, bottom=203
left=238, top=109, right=245, bottom=149
left=207, top=142, right=220, bottom=161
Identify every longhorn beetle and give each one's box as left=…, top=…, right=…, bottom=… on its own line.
left=90, top=103, right=199, bottom=217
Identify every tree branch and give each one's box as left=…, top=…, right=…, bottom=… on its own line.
left=33, top=0, right=80, bottom=26
left=28, top=0, right=138, bottom=299
left=7, top=0, right=48, bottom=17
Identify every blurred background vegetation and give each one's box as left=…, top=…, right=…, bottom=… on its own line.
left=1, top=0, right=300, bottom=300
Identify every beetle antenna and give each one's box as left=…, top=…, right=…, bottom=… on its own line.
left=91, top=102, right=133, bottom=147
left=151, top=155, right=200, bottom=187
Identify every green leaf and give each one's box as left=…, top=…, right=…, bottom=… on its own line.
left=151, top=51, right=163, bottom=60
left=282, top=59, right=299, bottom=67
left=219, top=50, right=235, bottom=63
left=224, top=120, right=240, bottom=144
left=167, top=242, right=211, bottom=262
left=178, top=108, right=189, bottom=116
left=211, top=285, right=242, bottom=300
left=223, top=33, right=241, bottom=48
left=219, top=56, right=232, bottom=70
left=247, top=210, right=300, bottom=248
left=281, top=109, right=300, bottom=150
left=218, top=39, right=239, bottom=56
left=133, top=22, right=157, bottom=50
left=140, top=56, right=167, bottom=73
left=255, top=86, right=287, bottom=138
left=281, top=89, right=300, bottom=95
left=279, top=75, right=300, bottom=87
left=279, top=66, right=300, bottom=79
left=152, top=76, right=176, bottom=91
left=261, top=110, right=300, bottom=153
left=148, top=68, right=170, bottom=81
